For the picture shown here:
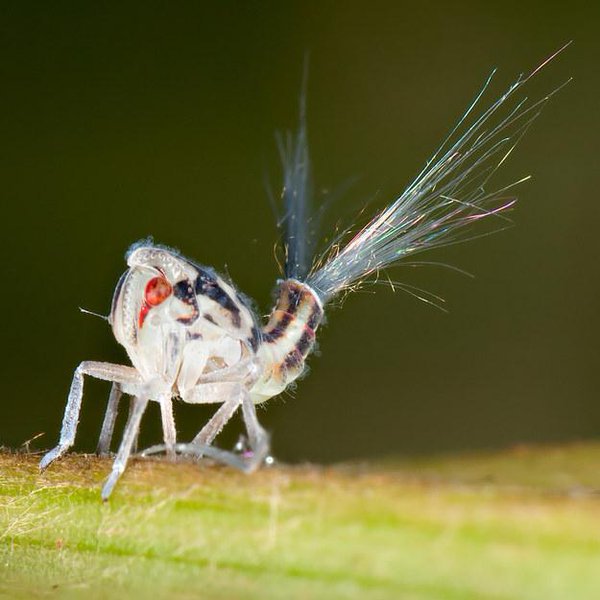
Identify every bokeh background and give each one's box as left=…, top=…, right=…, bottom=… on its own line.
left=1, top=2, right=597, bottom=463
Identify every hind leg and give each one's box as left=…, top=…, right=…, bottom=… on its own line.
left=141, top=382, right=242, bottom=457
left=180, top=388, right=270, bottom=473
left=141, top=383, right=270, bottom=472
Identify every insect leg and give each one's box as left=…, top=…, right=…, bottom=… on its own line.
left=179, top=390, right=269, bottom=472
left=141, top=382, right=241, bottom=457
left=191, top=385, right=243, bottom=447
left=159, top=394, right=177, bottom=460
left=101, top=396, right=149, bottom=500
left=196, top=357, right=257, bottom=384
left=99, top=371, right=155, bottom=456
left=96, top=383, right=122, bottom=456
left=239, top=391, right=270, bottom=473
left=40, top=361, right=142, bottom=472
left=127, top=396, right=141, bottom=454
left=150, top=388, right=269, bottom=473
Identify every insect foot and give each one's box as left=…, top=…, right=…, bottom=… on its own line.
left=39, top=445, right=69, bottom=472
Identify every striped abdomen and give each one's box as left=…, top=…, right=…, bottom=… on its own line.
left=251, top=279, right=323, bottom=403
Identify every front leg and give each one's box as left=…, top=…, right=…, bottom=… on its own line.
left=102, top=395, right=149, bottom=500
left=40, top=361, right=142, bottom=471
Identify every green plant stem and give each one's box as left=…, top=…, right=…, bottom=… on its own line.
left=1, top=444, right=599, bottom=599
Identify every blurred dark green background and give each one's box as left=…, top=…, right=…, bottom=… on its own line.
left=1, top=2, right=597, bottom=462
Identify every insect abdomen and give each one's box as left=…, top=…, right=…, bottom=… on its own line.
left=251, top=279, right=323, bottom=402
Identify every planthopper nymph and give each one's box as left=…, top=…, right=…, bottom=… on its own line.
left=40, top=47, right=568, bottom=499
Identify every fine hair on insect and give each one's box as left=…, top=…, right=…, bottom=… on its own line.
left=40, top=45, right=570, bottom=499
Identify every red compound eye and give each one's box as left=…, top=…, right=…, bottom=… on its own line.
left=144, top=276, right=172, bottom=306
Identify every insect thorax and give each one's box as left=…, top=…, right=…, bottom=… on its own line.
left=110, top=246, right=260, bottom=394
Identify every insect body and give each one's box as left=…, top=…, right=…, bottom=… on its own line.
left=40, top=49, right=566, bottom=498
left=39, top=244, right=324, bottom=498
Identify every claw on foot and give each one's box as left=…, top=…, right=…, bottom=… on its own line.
left=39, top=446, right=66, bottom=472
